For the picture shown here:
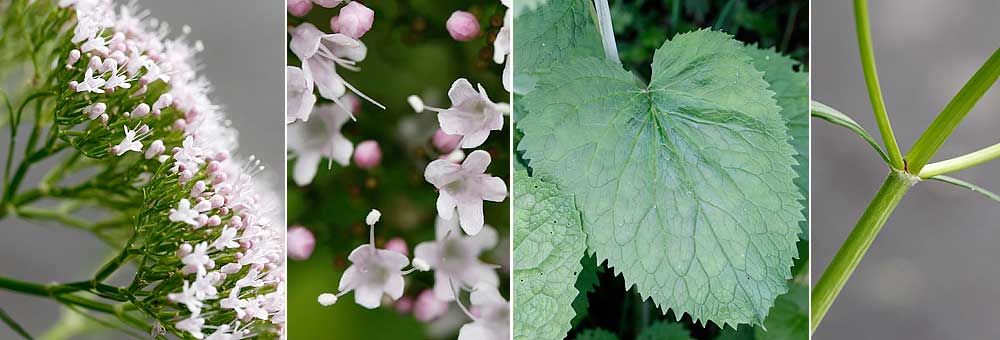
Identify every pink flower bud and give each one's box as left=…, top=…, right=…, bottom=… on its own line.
left=145, top=140, right=165, bottom=159
left=313, top=0, right=341, bottom=8
left=287, top=0, right=312, bottom=17
left=179, top=170, right=194, bottom=183
left=432, top=129, right=462, bottom=153
left=335, top=2, right=374, bottom=39
left=99, top=113, right=109, bottom=124
left=287, top=226, right=316, bottom=260
left=191, top=181, right=207, bottom=196
left=177, top=243, right=193, bottom=257
left=137, top=124, right=150, bottom=134
left=85, top=102, right=106, bottom=120
left=88, top=56, right=102, bottom=70
left=221, top=263, right=242, bottom=274
left=207, top=215, right=222, bottom=226
left=207, top=161, right=221, bottom=174
left=446, top=11, right=480, bottom=41
left=173, top=119, right=187, bottom=131
left=68, top=81, right=79, bottom=91
left=133, top=103, right=151, bottom=117
left=153, top=93, right=173, bottom=111
left=209, top=195, right=225, bottom=208
left=353, top=140, right=382, bottom=170
left=213, top=172, right=228, bottom=185
left=215, top=151, right=229, bottom=162
left=384, top=237, right=408, bottom=256
left=414, top=290, right=448, bottom=322
left=395, top=296, right=414, bottom=314
left=67, top=49, right=81, bottom=65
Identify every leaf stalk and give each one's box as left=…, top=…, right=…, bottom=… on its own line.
left=919, top=142, right=1000, bottom=178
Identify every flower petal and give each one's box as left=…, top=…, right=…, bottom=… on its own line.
left=479, top=176, right=508, bottom=202
left=354, top=284, right=382, bottom=309
left=293, top=152, right=321, bottom=186
left=462, top=150, right=492, bottom=174
left=457, top=200, right=484, bottom=235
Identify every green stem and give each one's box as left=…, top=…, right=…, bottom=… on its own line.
left=811, top=170, right=919, bottom=334
left=919, top=142, right=1000, bottom=178
left=906, top=47, right=1000, bottom=174
left=593, top=0, right=620, bottom=65
left=854, top=0, right=904, bottom=170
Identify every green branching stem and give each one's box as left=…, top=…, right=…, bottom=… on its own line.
left=811, top=170, right=918, bottom=334
left=854, top=0, right=904, bottom=170
left=919, top=142, right=1000, bottom=178
left=906, top=47, right=1000, bottom=174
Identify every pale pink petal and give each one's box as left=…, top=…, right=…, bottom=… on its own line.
left=447, top=78, right=479, bottom=106
left=338, top=265, right=361, bottom=291
left=460, top=129, right=491, bottom=149
left=328, top=132, right=353, bottom=166
left=432, top=271, right=456, bottom=301
left=424, top=159, right=461, bottom=187
left=458, top=323, right=493, bottom=340
left=462, top=150, right=492, bottom=174
left=354, top=285, right=382, bottom=309
left=436, top=192, right=457, bottom=220
left=457, top=200, right=484, bottom=235
left=385, top=275, right=405, bottom=300
left=293, top=152, right=321, bottom=186
left=289, top=23, right=324, bottom=60
left=323, top=33, right=367, bottom=61
left=305, top=57, right=345, bottom=100
left=480, top=176, right=508, bottom=202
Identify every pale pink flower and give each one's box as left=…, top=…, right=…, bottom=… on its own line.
left=286, top=66, right=316, bottom=123
left=290, top=23, right=372, bottom=107
left=287, top=103, right=354, bottom=186
left=338, top=244, right=409, bottom=309
left=334, top=2, right=374, bottom=39
left=287, top=0, right=312, bottom=17
left=457, top=284, right=509, bottom=340
left=424, top=150, right=507, bottom=235
left=414, top=289, right=449, bottom=322
left=353, top=140, right=381, bottom=170
left=432, top=129, right=461, bottom=153
left=112, top=126, right=143, bottom=156
left=446, top=11, right=480, bottom=41
left=414, top=216, right=498, bottom=301
left=495, top=8, right=511, bottom=92
left=287, top=226, right=316, bottom=260
left=427, top=79, right=508, bottom=149
left=384, top=237, right=408, bottom=256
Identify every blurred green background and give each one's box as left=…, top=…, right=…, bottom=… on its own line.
left=286, top=0, right=510, bottom=339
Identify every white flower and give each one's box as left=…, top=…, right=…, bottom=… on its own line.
left=220, top=288, right=249, bottom=319
left=211, top=226, right=240, bottom=250
left=424, top=150, right=507, bottom=235
left=75, top=67, right=106, bottom=93
left=338, top=244, right=409, bottom=309
left=176, top=313, right=206, bottom=339
left=167, top=280, right=203, bottom=314
left=169, top=199, right=200, bottom=226
left=104, top=69, right=131, bottom=90
left=414, top=216, right=499, bottom=301
left=290, top=23, right=373, bottom=106
left=427, top=79, right=508, bottom=149
left=181, top=242, right=214, bottom=275
left=457, top=284, right=509, bottom=340
left=191, top=272, right=221, bottom=300
left=287, top=103, right=354, bottom=186
left=286, top=66, right=316, bottom=123
left=112, top=125, right=143, bottom=156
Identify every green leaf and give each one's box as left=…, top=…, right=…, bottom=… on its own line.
left=810, top=100, right=891, bottom=164
left=744, top=45, right=809, bottom=240
left=0, top=307, right=33, bottom=339
left=513, top=0, right=603, bottom=94
left=927, top=175, right=1000, bottom=202
left=513, top=171, right=588, bottom=340
left=513, top=0, right=551, bottom=18
left=636, top=321, right=693, bottom=340
left=570, top=254, right=602, bottom=327
left=519, top=29, right=802, bottom=327
left=754, top=283, right=808, bottom=340
left=575, top=328, right=620, bottom=340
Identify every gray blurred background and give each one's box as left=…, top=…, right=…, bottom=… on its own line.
left=0, top=0, right=283, bottom=338
left=812, top=0, right=1000, bottom=339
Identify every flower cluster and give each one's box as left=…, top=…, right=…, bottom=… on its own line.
left=285, top=1, right=511, bottom=339
left=53, top=1, right=285, bottom=338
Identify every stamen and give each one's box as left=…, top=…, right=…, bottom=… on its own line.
left=449, top=278, right=476, bottom=320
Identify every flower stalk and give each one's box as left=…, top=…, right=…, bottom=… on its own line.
left=854, top=0, right=904, bottom=170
